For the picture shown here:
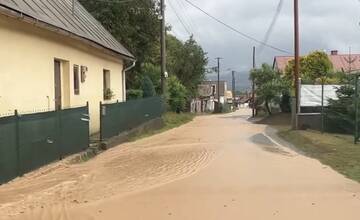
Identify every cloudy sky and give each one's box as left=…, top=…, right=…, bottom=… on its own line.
left=166, top=0, right=360, bottom=89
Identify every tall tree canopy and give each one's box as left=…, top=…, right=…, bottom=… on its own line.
left=79, top=0, right=161, bottom=89
left=79, top=1, right=208, bottom=103
left=285, top=51, right=334, bottom=84
left=167, top=35, right=208, bottom=97
left=251, top=64, right=290, bottom=115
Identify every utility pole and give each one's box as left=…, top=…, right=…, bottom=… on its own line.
left=160, top=0, right=166, bottom=94
left=294, top=0, right=300, bottom=125
left=216, top=57, right=222, bottom=113
left=252, top=46, right=256, bottom=117
left=232, top=70, right=236, bottom=107
left=355, top=73, right=359, bottom=144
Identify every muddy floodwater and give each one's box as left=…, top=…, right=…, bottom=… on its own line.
left=1, top=109, right=360, bottom=220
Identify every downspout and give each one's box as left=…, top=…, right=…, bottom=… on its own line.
left=122, top=60, right=136, bottom=101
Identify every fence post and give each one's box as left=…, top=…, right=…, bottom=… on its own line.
left=355, top=74, right=359, bottom=144
left=291, top=97, right=297, bottom=130
left=86, top=102, right=90, bottom=148
left=14, top=110, right=21, bottom=176
left=99, top=101, right=103, bottom=142
left=321, top=81, right=324, bottom=133
left=57, top=107, right=63, bottom=159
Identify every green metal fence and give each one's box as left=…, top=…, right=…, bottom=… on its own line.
left=0, top=115, right=18, bottom=184
left=0, top=105, right=89, bottom=184
left=100, top=96, right=164, bottom=140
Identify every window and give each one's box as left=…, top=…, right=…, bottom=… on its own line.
left=103, top=69, right=111, bottom=100
left=212, top=85, right=216, bottom=96
left=74, top=65, right=80, bottom=95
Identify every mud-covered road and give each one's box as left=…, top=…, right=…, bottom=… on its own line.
left=1, top=109, right=360, bottom=220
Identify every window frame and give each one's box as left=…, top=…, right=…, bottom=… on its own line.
left=73, top=64, right=80, bottom=95
left=103, top=69, right=111, bottom=100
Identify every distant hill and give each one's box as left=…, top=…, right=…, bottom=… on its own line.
left=206, top=71, right=251, bottom=92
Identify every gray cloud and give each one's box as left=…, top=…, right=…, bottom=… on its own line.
left=166, top=0, right=360, bottom=90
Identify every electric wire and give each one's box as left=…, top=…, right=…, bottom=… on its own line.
left=258, top=0, right=284, bottom=54
left=182, top=0, right=291, bottom=54
left=168, top=0, right=192, bottom=35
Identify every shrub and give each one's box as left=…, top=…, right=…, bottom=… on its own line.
left=126, top=89, right=143, bottom=100
left=142, top=75, right=156, bottom=98
left=167, top=76, right=188, bottom=113
left=280, top=92, right=291, bottom=113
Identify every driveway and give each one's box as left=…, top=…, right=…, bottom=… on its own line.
left=2, top=109, right=360, bottom=220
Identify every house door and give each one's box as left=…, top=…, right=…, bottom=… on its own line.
left=54, top=60, right=62, bottom=110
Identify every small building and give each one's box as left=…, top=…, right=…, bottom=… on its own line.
left=225, top=90, right=233, bottom=104
left=201, top=80, right=228, bottom=104
left=191, top=81, right=229, bottom=113
left=191, top=84, right=214, bottom=113
left=0, top=0, right=135, bottom=134
left=273, top=50, right=360, bottom=73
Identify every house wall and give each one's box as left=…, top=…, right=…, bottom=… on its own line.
left=0, top=15, right=125, bottom=134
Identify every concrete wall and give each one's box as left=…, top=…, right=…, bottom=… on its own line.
left=0, top=15, right=125, bottom=134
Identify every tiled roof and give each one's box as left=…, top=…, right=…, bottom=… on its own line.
left=0, top=0, right=134, bottom=59
left=329, top=54, right=360, bottom=72
left=273, top=56, right=293, bottom=72
left=274, top=54, right=360, bottom=73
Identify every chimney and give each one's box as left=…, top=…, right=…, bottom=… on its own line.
left=331, top=50, right=338, bottom=55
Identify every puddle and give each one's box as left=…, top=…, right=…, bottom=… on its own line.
left=250, top=133, right=292, bottom=156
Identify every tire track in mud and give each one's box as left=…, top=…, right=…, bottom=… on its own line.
left=0, top=141, right=220, bottom=218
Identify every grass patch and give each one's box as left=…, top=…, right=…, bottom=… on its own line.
left=278, top=129, right=360, bottom=182
left=129, top=112, right=195, bottom=141
left=261, top=113, right=360, bottom=182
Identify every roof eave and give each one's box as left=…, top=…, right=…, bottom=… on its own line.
left=0, top=5, right=135, bottom=61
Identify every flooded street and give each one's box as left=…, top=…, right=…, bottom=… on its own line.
left=1, top=109, right=360, bottom=220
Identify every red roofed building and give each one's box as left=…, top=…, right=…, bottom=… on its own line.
left=273, top=50, right=360, bottom=73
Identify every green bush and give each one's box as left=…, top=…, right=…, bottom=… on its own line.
left=221, top=103, right=232, bottom=113
left=142, top=75, right=156, bottom=98
left=167, top=76, right=188, bottom=113
left=280, top=92, right=291, bottom=113
left=126, top=89, right=143, bottom=100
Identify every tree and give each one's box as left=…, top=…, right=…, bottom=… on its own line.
left=167, top=76, right=188, bottom=113
left=250, top=64, right=290, bottom=115
left=80, top=1, right=208, bottom=105
left=284, top=51, right=333, bottom=84
left=167, top=35, right=208, bottom=97
left=141, top=62, right=161, bottom=93
left=79, top=0, right=161, bottom=89
left=305, top=51, right=333, bottom=82
left=141, top=75, right=156, bottom=98
left=326, top=75, right=356, bottom=133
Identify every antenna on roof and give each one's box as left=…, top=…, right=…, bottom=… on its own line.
left=344, top=46, right=357, bottom=73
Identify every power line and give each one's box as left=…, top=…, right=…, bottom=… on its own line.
left=168, top=0, right=192, bottom=35
left=170, top=0, right=206, bottom=46
left=174, top=0, right=197, bottom=34
left=258, top=0, right=284, bottom=54
left=183, top=0, right=291, bottom=54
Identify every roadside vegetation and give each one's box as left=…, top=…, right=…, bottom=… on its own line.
left=258, top=113, right=360, bottom=183
left=80, top=1, right=208, bottom=113
left=251, top=50, right=360, bottom=183
left=129, top=112, right=195, bottom=141
left=251, top=51, right=341, bottom=116
left=278, top=129, right=360, bottom=182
